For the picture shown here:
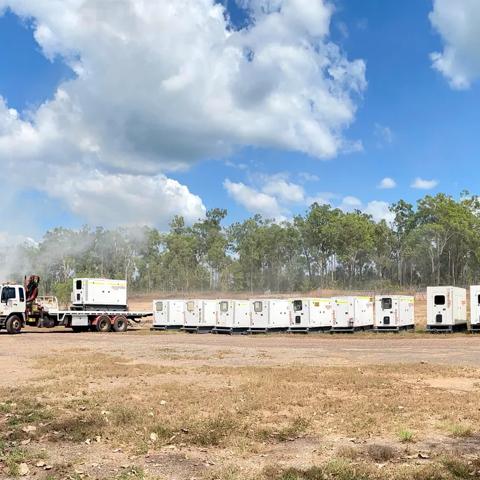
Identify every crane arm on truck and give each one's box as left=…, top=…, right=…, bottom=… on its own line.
left=25, top=275, right=40, bottom=304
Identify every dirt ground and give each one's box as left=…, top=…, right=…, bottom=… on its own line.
left=1, top=293, right=480, bottom=480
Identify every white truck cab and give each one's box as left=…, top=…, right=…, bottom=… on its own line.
left=0, top=284, right=26, bottom=334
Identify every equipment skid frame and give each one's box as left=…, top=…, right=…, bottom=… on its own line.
left=150, top=325, right=183, bottom=331
left=427, top=323, right=468, bottom=333
left=249, top=327, right=268, bottom=334
left=331, top=325, right=374, bottom=333
left=289, top=326, right=332, bottom=334
left=374, top=324, right=415, bottom=333
left=182, top=326, right=214, bottom=334
left=470, top=324, right=480, bottom=333
left=212, top=326, right=250, bottom=335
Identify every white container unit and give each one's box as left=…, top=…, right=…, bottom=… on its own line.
left=250, top=299, right=291, bottom=332
left=331, top=296, right=374, bottom=332
left=470, top=286, right=480, bottom=332
left=214, top=300, right=250, bottom=334
left=290, top=298, right=333, bottom=332
left=374, top=295, right=415, bottom=331
left=183, top=299, right=217, bottom=333
left=71, top=278, right=127, bottom=310
left=427, top=286, right=467, bottom=332
left=151, top=300, right=184, bottom=330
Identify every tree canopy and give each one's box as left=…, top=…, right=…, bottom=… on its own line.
left=2, top=193, right=480, bottom=297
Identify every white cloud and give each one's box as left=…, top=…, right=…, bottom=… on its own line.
left=225, top=173, right=394, bottom=224
left=0, top=0, right=366, bottom=229
left=378, top=177, right=396, bottom=189
left=340, top=196, right=362, bottom=210
left=224, top=179, right=283, bottom=218
left=430, top=0, right=480, bottom=89
left=374, top=123, right=393, bottom=146
left=339, top=196, right=394, bottom=222
left=298, top=172, right=320, bottom=182
left=262, top=175, right=305, bottom=204
left=306, top=192, right=336, bottom=206
left=224, top=172, right=309, bottom=217
left=51, top=170, right=206, bottom=228
left=411, top=177, right=439, bottom=190
left=364, top=200, right=394, bottom=223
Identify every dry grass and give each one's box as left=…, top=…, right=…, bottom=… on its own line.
left=446, top=423, right=474, bottom=438
left=2, top=349, right=480, bottom=479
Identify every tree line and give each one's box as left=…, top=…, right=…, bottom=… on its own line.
left=3, top=192, right=480, bottom=300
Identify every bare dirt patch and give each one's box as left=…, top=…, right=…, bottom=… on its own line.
left=1, top=330, right=480, bottom=479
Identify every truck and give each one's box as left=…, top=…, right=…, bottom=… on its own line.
left=0, top=276, right=152, bottom=334
left=0, top=283, right=27, bottom=334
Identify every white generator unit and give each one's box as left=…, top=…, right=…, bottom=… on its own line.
left=151, top=300, right=184, bottom=330
left=214, top=300, right=250, bottom=334
left=374, top=295, right=415, bottom=331
left=183, top=299, right=217, bottom=333
left=470, top=285, right=480, bottom=332
left=290, top=298, right=333, bottom=332
left=427, top=286, right=467, bottom=332
left=331, top=296, right=374, bottom=332
left=72, top=278, right=127, bottom=311
left=250, top=299, right=291, bottom=332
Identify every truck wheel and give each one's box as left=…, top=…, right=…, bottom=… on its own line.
left=95, top=315, right=112, bottom=333
left=113, top=315, right=128, bottom=332
left=6, top=315, right=22, bottom=334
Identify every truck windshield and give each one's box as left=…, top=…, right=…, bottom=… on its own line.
left=1, top=287, right=16, bottom=303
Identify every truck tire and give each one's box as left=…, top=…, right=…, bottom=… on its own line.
left=112, top=315, right=128, bottom=332
left=6, top=315, right=22, bottom=334
left=95, top=315, right=112, bottom=333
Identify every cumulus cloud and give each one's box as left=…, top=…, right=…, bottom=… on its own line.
left=378, top=177, right=396, bottom=189
left=225, top=173, right=394, bottom=223
left=224, top=172, right=311, bottom=218
left=340, top=196, right=362, bottom=210
left=339, top=196, right=393, bottom=222
left=364, top=200, right=394, bottom=223
left=0, top=0, right=366, bottom=228
left=261, top=175, right=305, bottom=204
left=411, top=177, right=438, bottom=190
left=51, top=170, right=206, bottom=228
left=224, top=179, right=284, bottom=218
left=306, top=192, right=336, bottom=206
left=430, top=0, right=480, bottom=89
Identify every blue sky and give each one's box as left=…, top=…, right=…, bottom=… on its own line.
left=0, top=0, right=479, bottom=238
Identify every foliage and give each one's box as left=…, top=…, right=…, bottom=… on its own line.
left=2, top=194, right=480, bottom=293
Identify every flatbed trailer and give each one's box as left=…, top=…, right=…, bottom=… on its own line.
left=48, top=309, right=152, bottom=332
